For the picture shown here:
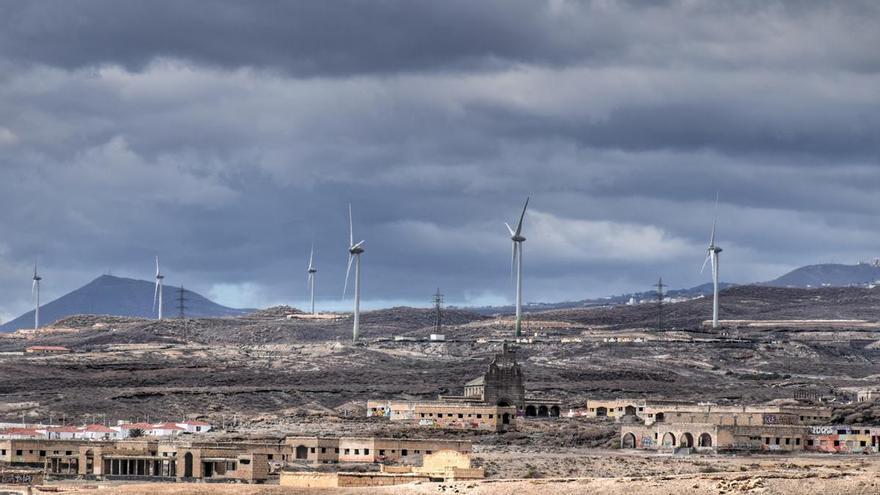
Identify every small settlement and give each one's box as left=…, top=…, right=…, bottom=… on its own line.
left=367, top=344, right=561, bottom=431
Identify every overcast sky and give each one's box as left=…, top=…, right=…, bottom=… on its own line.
left=1, top=0, right=879, bottom=321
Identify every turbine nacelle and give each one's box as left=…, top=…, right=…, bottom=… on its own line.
left=349, top=240, right=365, bottom=255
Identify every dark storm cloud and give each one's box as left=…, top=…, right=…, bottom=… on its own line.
left=0, top=1, right=879, bottom=321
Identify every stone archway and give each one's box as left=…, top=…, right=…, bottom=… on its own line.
left=622, top=432, right=637, bottom=449
left=497, top=399, right=511, bottom=407
left=662, top=432, right=676, bottom=447
left=596, top=407, right=608, bottom=417
left=698, top=433, right=713, bottom=447
left=624, top=405, right=637, bottom=416
left=183, top=453, right=193, bottom=478
left=680, top=432, right=694, bottom=448
left=525, top=405, right=537, bottom=417
left=538, top=405, right=549, bottom=417
left=85, top=449, right=94, bottom=474
left=550, top=406, right=560, bottom=417
left=502, top=413, right=511, bottom=425
left=295, top=445, right=308, bottom=460
left=654, top=412, right=665, bottom=422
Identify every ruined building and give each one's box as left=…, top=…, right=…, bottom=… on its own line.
left=368, top=344, right=561, bottom=427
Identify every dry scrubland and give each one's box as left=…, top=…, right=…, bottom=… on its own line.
left=3, top=286, right=880, bottom=494
left=34, top=454, right=880, bottom=494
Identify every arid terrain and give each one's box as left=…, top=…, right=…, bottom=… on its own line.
left=2, top=285, right=880, bottom=493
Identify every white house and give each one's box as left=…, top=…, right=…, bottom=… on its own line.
left=176, top=420, right=212, bottom=434
left=148, top=422, right=185, bottom=436
left=79, top=424, right=119, bottom=440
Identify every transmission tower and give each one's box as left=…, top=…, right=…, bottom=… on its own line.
left=655, top=277, right=666, bottom=332
left=432, top=288, right=444, bottom=334
left=177, top=285, right=187, bottom=319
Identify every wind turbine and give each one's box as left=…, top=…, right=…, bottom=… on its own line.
left=343, top=204, right=365, bottom=341
left=153, top=256, right=165, bottom=320
left=32, top=262, right=42, bottom=329
left=505, top=197, right=529, bottom=338
left=307, top=245, right=317, bottom=314
left=701, top=196, right=723, bottom=329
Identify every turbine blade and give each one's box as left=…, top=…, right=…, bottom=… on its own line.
left=352, top=240, right=365, bottom=250
left=710, top=193, right=719, bottom=246
left=348, top=203, right=354, bottom=248
left=343, top=254, right=354, bottom=299
left=155, top=256, right=160, bottom=276
left=700, top=252, right=711, bottom=274
left=32, top=279, right=37, bottom=298
left=515, top=196, right=529, bottom=236
left=308, top=245, right=314, bottom=270
left=505, top=222, right=515, bottom=237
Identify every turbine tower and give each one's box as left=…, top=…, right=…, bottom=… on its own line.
left=701, top=197, right=722, bottom=329
left=153, top=256, right=165, bottom=320
left=343, top=204, right=365, bottom=341
left=505, top=197, right=529, bottom=338
left=307, top=245, right=317, bottom=314
left=32, top=262, right=42, bottom=329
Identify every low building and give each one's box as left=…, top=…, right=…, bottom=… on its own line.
left=279, top=450, right=483, bottom=488
left=283, top=437, right=472, bottom=464
left=367, top=401, right=515, bottom=432
left=805, top=425, right=880, bottom=453
left=25, top=346, right=71, bottom=354
left=587, top=398, right=831, bottom=426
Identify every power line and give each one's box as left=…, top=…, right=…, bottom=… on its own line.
left=177, top=285, right=187, bottom=319
left=655, top=277, right=666, bottom=332
left=432, top=288, right=444, bottom=334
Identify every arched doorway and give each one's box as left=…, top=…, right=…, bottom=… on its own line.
left=497, top=399, right=511, bottom=407
left=596, top=407, right=608, bottom=417
left=295, top=445, right=308, bottom=460
left=85, top=449, right=94, bottom=474
left=698, top=433, right=713, bottom=447
left=525, top=405, right=537, bottom=417
left=622, top=433, right=636, bottom=449
left=680, top=432, right=694, bottom=448
left=550, top=406, right=560, bottom=417
left=502, top=413, right=510, bottom=425
left=624, top=405, right=637, bottom=416
left=183, top=453, right=193, bottom=478
left=654, top=412, right=665, bottom=422
left=662, top=432, right=676, bottom=447
left=538, top=406, right=549, bottom=417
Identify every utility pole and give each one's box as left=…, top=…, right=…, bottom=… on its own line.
left=177, top=285, right=187, bottom=319
left=432, top=288, right=444, bottom=334
left=655, top=277, right=666, bottom=332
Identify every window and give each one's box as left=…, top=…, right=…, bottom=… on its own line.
left=861, top=441, right=867, bottom=447
left=834, top=440, right=840, bottom=447
left=476, top=414, right=482, bottom=419
left=268, top=454, right=273, bottom=460
left=39, top=450, right=45, bottom=457
left=16, top=450, right=22, bottom=456
left=458, top=414, right=463, bottom=419
left=807, top=440, right=814, bottom=446
left=402, top=449, right=408, bottom=456
left=345, top=449, right=350, bottom=455
left=226, top=461, right=237, bottom=471
left=415, top=450, right=420, bottom=454
left=420, top=413, right=425, bottom=418
left=448, top=414, right=454, bottom=418
left=0, top=449, right=4, bottom=455
left=354, top=449, right=360, bottom=455
left=28, top=450, right=33, bottom=454
left=489, top=414, right=494, bottom=419
left=321, top=448, right=326, bottom=454
left=364, top=449, right=370, bottom=455
left=311, top=447, right=315, bottom=453
left=774, top=438, right=780, bottom=445
left=240, top=459, right=250, bottom=465
left=764, top=438, right=769, bottom=445
left=426, top=450, right=432, bottom=454
left=335, top=448, right=339, bottom=454
left=785, top=438, right=790, bottom=445
left=796, top=438, right=801, bottom=445
left=379, top=449, right=385, bottom=455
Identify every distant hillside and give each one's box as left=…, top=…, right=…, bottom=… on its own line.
left=763, top=263, right=880, bottom=288
left=0, top=275, right=250, bottom=332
